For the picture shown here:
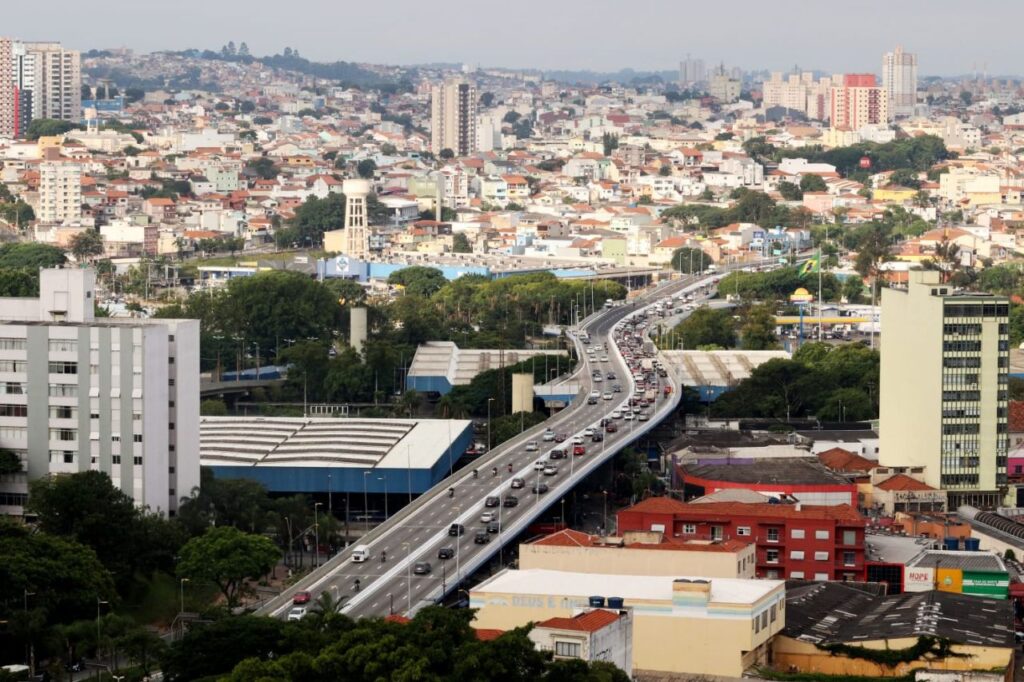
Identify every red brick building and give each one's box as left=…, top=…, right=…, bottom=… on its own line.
left=617, top=497, right=866, bottom=581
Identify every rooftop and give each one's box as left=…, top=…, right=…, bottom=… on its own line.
left=662, top=501, right=865, bottom=524
left=529, top=528, right=750, bottom=553
left=818, top=447, right=878, bottom=474
left=471, top=568, right=783, bottom=607
left=407, top=341, right=566, bottom=387
left=536, top=609, right=623, bottom=634
left=661, top=349, right=789, bottom=388
left=906, top=549, right=1007, bottom=573
left=680, top=457, right=854, bottom=487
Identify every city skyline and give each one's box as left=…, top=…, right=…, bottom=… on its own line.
left=1, top=0, right=1022, bottom=77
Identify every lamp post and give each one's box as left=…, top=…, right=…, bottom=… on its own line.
left=363, top=471, right=370, bottom=534
left=23, top=590, right=34, bottom=674
left=179, top=578, right=189, bottom=619
left=314, top=502, right=323, bottom=568
left=377, top=475, right=389, bottom=520
left=96, top=598, right=109, bottom=663
left=452, top=506, right=461, bottom=585
left=402, top=542, right=412, bottom=614
left=487, top=398, right=495, bottom=451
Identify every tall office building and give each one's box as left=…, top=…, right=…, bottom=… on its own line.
left=829, top=74, right=888, bottom=129
left=0, top=269, right=200, bottom=516
left=678, top=56, right=706, bottom=86
left=38, top=161, right=83, bottom=225
left=0, top=38, right=15, bottom=138
left=430, top=76, right=477, bottom=157
left=880, top=270, right=1008, bottom=509
left=23, top=42, right=81, bottom=122
left=882, top=46, right=917, bottom=118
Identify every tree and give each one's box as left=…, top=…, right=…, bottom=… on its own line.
left=239, top=100, right=256, bottom=114
left=799, top=174, right=828, bottom=192
left=842, top=276, right=865, bottom=303
left=0, top=519, right=117, bottom=624
left=602, top=132, right=619, bottom=157
left=0, top=448, right=22, bottom=474
left=380, top=142, right=397, bottom=155
left=246, top=156, right=278, bottom=179
left=480, top=91, right=495, bottom=107
left=739, top=304, right=779, bottom=350
left=888, top=168, right=922, bottom=189
left=669, top=247, right=711, bottom=274
left=161, top=615, right=289, bottom=682
left=68, top=229, right=105, bottom=262
left=778, top=181, right=803, bottom=201
left=356, top=158, right=377, bottom=178
left=502, top=111, right=521, bottom=124
left=452, top=232, right=472, bottom=253
left=665, top=307, right=736, bottom=349
left=0, top=201, right=35, bottom=225
left=288, top=192, right=346, bottom=245
left=439, top=148, right=454, bottom=160
left=960, top=90, right=973, bottom=106
left=176, top=526, right=279, bottom=607
left=200, top=399, right=229, bottom=416
left=388, top=265, right=447, bottom=297
left=24, top=118, right=83, bottom=140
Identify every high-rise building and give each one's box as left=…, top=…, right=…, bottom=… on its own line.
left=0, top=38, right=15, bottom=138
left=678, top=56, right=706, bottom=86
left=38, top=161, right=82, bottom=225
left=880, top=270, right=1008, bottom=509
left=708, top=66, right=741, bottom=103
left=11, top=41, right=37, bottom=135
left=430, top=76, right=477, bottom=157
left=23, top=42, right=81, bottom=122
left=0, top=268, right=200, bottom=516
left=882, top=46, right=918, bottom=118
left=829, top=74, right=888, bottom=129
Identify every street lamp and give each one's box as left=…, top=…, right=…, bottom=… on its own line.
left=402, top=542, right=412, bottom=614
left=487, top=397, right=495, bottom=451
left=179, top=578, right=189, bottom=618
left=452, top=506, right=462, bottom=586
left=96, top=598, right=109, bottom=662
left=314, top=502, right=323, bottom=568
left=377, top=475, right=389, bottom=520
left=363, top=471, right=371, bottom=534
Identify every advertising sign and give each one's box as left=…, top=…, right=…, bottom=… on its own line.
left=962, top=571, right=1009, bottom=599
left=935, top=567, right=963, bottom=593
left=903, top=567, right=934, bottom=592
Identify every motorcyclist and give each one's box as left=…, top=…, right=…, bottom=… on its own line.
left=354, top=578, right=361, bottom=592
left=492, top=467, right=498, bottom=477
left=507, top=462, right=513, bottom=473
left=472, top=468, right=478, bottom=478
left=448, top=487, right=455, bottom=498
left=380, top=550, right=387, bottom=563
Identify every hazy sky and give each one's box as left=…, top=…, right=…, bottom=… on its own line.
left=4, top=0, right=1020, bottom=76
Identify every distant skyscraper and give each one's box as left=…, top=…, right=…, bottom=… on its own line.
left=678, top=56, right=706, bottom=87
left=829, top=74, right=888, bottom=129
left=882, top=46, right=918, bottom=118
left=430, top=76, right=477, bottom=157
left=0, top=39, right=15, bottom=138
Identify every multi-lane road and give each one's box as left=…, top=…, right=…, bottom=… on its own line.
left=259, top=272, right=721, bottom=620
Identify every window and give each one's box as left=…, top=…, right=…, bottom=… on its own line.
left=767, top=528, right=780, bottom=542
left=0, top=426, right=26, bottom=439
left=169, top=422, right=175, bottom=430
left=48, top=450, right=75, bottom=464
left=48, top=361, right=77, bottom=374
left=842, top=530, right=857, bottom=545
left=0, top=404, right=28, bottom=417
left=790, top=550, right=805, bottom=560
left=815, top=530, right=830, bottom=540
left=791, top=529, right=805, bottom=539
left=133, top=456, right=143, bottom=466
left=682, top=524, right=696, bottom=534
left=111, top=434, right=120, bottom=443
left=815, top=551, right=829, bottom=561
left=48, top=383, right=77, bottom=398
left=814, top=573, right=829, bottom=581
left=761, top=612, right=768, bottom=628
left=711, top=526, right=723, bottom=541
left=2, top=382, right=25, bottom=395
left=554, top=641, right=580, bottom=658
left=133, top=434, right=143, bottom=443
left=90, top=412, right=99, bottom=420
left=168, top=378, right=175, bottom=387
left=770, top=604, right=777, bottom=623
left=791, top=571, right=805, bottom=579
left=737, top=526, right=751, bottom=536
left=112, top=455, right=121, bottom=464
left=49, top=428, right=76, bottom=441
left=0, top=360, right=26, bottom=373
left=0, top=338, right=27, bottom=351
left=49, top=405, right=75, bottom=419
left=843, top=551, right=856, bottom=566
left=766, top=549, right=779, bottom=564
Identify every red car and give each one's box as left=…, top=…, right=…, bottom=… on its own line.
left=292, top=591, right=312, bottom=605
left=573, top=445, right=586, bottom=456
left=554, top=433, right=567, bottom=443
left=605, top=423, right=618, bottom=433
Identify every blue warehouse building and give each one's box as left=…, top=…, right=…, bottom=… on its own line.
left=200, top=416, right=474, bottom=496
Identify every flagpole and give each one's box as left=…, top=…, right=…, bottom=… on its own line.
left=817, top=245, right=823, bottom=342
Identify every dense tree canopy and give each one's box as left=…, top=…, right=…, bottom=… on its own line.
left=388, top=265, right=448, bottom=297
left=176, top=526, right=280, bottom=607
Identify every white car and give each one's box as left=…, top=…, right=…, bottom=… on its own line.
left=572, top=435, right=585, bottom=445
left=525, top=440, right=539, bottom=452
left=589, top=390, right=601, bottom=400
left=543, top=465, right=558, bottom=476
left=593, top=375, right=603, bottom=382
left=287, top=606, right=307, bottom=621
left=602, top=392, right=613, bottom=400
left=480, top=511, right=496, bottom=523
left=534, top=460, right=546, bottom=470
left=600, top=355, right=609, bottom=362
left=583, top=427, right=594, bottom=437
left=623, top=412, right=635, bottom=421
left=542, top=430, right=555, bottom=442
left=611, top=410, right=622, bottom=419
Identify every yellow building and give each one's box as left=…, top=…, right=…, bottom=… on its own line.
left=470, top=569, right=785, bottom=678
left=873, top=186, right=917, bottom=202
left=520, top=528, right=756, bottom=578
left=773, top=583, right=1014, bottom=678
left=879, top=270, right=1009, bottom=509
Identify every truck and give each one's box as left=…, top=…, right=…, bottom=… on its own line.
left=641, top=358, right=654, bottom=372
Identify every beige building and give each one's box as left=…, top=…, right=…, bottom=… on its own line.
left=882, top=46, right=917, bottom=118
left=470, top=569, right=785, bottom=678
left=880, top=270, right=1008, bottom=509
left=0, top=39, right=15, bottom=138
left=38, top=161, right=82, bottom=225
left=430, top=76, right=477, bottom=156
left=520, top=528, right=756, bottom=578
left=22, top=42, right=81, bottom=122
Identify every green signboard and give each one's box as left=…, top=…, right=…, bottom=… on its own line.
left=962, top=571, right=1009, bottom=599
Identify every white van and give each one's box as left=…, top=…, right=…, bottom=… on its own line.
left=352, top=544, right=371, bottom=563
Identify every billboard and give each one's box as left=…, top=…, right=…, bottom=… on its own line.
left=962, top=571, right=1009, bottom=599
left=903, top=567, right=934, bottom=592
left=935, top=567, right=963, bottom=593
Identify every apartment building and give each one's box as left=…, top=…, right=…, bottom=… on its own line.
left=762, top=72, right=843, bottom=121
left=830, top=74, right=889, bottom=129
left=882, top=46, right=918, bottom=118
left=880, top=270, right=1009, bottom=509
left=38, top=161, right=83, bottom=224
left=0, top=269, right=200, bottom=516
left=616, top=497, right=866, bottom=581
left=22, top=42, right=81, bottom=122
left=0, top=39, right=15, bottom=138
left=430, top=76, right=477, bottom=156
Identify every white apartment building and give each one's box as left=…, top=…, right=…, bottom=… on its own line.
left=879, top=270, right=1008, bottom=510
left=38, top=161, right=82, bottom=225
left=0, top=269, right=200, bottom=516
left=762, top=72, right=842, bottom=121
left=882, top=46, right=917, bottom=118
left=430, top=76, right=477, bottom=156
left=21, top=42, right=81, bottom=122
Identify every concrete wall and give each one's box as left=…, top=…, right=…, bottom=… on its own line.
left=519, top=542, right=755, bottom=578
left=511, top=373, right=534, bottom=414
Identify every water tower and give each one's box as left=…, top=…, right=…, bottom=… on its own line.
left=342, top=179, right=370, bottom=259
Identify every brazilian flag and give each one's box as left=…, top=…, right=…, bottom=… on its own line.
left=800, top=257, right=819, bottom=275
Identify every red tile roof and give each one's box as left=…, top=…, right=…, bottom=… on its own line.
left=537, top=609, right=621, bottom=633
left=474, top=628, right=505, bottom=641
left=817, top=447, right=878, bottom=473
left=876, top=474, right=935, bottom=492
left=622, top=496, right=690, bottom=515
